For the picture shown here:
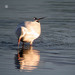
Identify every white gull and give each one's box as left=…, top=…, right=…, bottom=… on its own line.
left=16, top=17, right=45, bottom=47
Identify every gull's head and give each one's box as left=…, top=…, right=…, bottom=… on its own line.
left=34, top=17, right=45, bottom=22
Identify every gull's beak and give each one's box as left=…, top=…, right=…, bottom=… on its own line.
left=34, top=17, right=45, bottom=22
left=39, top=17, right=46, bottom=20
left=34, top=17, right=45, bottom=20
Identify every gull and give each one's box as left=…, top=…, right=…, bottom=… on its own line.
left=16, top=17, right=45, bottom=47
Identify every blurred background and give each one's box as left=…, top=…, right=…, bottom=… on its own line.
left=0, top=0, right=75, bottom=75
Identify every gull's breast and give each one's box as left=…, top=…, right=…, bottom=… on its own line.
left=23, top=30, right=39, bottom=42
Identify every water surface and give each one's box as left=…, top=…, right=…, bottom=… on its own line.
left=0, top=0, right=75, bottom=75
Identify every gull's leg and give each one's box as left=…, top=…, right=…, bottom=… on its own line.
left=22, top=42, right=24, bottom=49
left=30, top=41, right=33, bottom=46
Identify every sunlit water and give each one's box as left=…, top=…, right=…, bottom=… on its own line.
left=0, top=0, right=75, bottom=75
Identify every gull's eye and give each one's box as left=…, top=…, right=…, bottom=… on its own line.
left=34, top=17, right=37, bottom=20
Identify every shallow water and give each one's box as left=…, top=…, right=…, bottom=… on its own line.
left=0, top=0, right=75, bottom=75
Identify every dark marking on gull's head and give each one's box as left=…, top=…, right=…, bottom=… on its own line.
left=34, top=17, right=45, bottom=22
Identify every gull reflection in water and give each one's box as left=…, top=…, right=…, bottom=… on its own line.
left=15, top=46, right=40, bottom=71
